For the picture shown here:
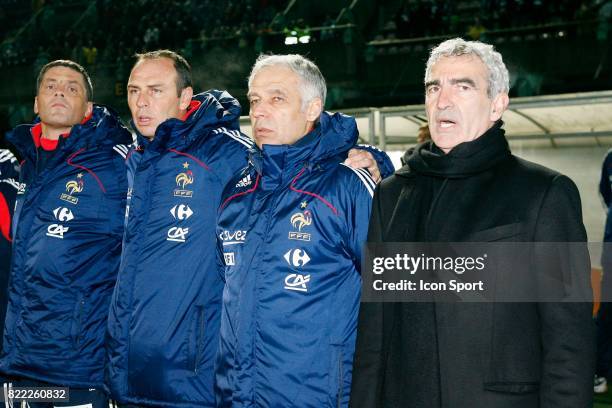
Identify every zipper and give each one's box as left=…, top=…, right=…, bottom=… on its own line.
left=194, top=307, right=205, bottom=373
left=336, top=351, right=343, bottom=408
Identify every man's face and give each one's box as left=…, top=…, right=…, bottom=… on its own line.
left=248, top=65, right=321, bottom=148
left=127, top=58, right=192, bottom=139
left=425, top=55, right=507, bottom=153
left=34, top=66, right=92, bottom=129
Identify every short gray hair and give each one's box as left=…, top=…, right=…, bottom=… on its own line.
left=425, top=38, right=509, bottom=98
left=248, top=54, right=327, bottom=110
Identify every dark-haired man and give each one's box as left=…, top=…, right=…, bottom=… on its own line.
left=0, top=60, right=132, bottom=407
left=106, top=50, right=392, bottom=408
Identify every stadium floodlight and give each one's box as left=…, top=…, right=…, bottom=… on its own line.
left=285, top=36, right=298, bottom=45
left=298, top=35, right=310, bottom=44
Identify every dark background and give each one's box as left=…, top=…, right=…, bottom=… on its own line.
left=0, top=0, right=609, bottom=141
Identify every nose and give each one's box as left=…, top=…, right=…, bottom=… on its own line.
left=250, top=102, right=266, bottom=119
left=436, top=85, right=453, bottom=110
left=54, top=84, right=65, bottom=97
left=136, top=92, right=149, bottom=108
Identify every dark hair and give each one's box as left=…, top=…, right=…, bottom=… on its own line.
left=36, top=60, right=93, bottom=101
left=134, top=50, right=193, bottom=96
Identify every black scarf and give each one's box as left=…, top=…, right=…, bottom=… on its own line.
left=395, top=121, right=511, bottom=241
left=404, top=120, right=511, bottom=179
left=381, top=122, right=512, bottom=408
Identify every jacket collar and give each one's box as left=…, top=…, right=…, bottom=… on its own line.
left=248, top=111, right=357, bottom=190
left=132, top=90, right=242, bottom=152
left=398, top=120, right=511, bottom=179
left=7, top=104, right=131, bottom=162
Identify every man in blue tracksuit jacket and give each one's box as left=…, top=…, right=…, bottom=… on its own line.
left=106, top=50, right=392, bottom=408
left=215, top=54, right=388, bottom=407
left=0, top=148, right=19, bottom=385
left=0, top=60, right=131, bottom=407
left=107, top=51, right=255, bottom=408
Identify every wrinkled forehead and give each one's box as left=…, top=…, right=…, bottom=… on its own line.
left=249, top=65, right=301, bottom=93
left=429, top=54, right=489, bottom=81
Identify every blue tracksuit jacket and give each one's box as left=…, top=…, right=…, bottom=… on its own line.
left=0, top=105, right=131, bottom=388
left=215, top=112, right=380, bottom=407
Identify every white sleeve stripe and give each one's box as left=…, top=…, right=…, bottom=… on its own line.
left=341, top=163, right=374, bottom=197
left=354, top=168, right=377, bottom=190
left=230, top=129, right=253, bottom=144
left=211, top=127, right=253, bottom=147
left=222, top=130, right=252, bottom=148
left=357, top=143, right=383, bottom=152
left=113, top=146, right=128, bottom=158
left=214, top=127, right=253, bottom=147
left=114, top=144, right=129, bottom=154
left=0, top=149, right=16, bottom=163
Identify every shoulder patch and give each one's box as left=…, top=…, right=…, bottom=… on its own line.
left=212, top=127, right=253, bottom=149
left=113, top=144, right=129, bottom=159
left=0, top=149, right=16, bottom=164
left=340, top=163, right=375, bottom=197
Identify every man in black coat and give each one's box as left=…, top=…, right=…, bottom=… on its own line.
left=350, top=38, right=595, bottom=408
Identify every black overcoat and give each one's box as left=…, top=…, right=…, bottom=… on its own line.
left=350, top=129, right=595, bottom=408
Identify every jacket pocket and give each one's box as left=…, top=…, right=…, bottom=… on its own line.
left=328, top=345, right=344, bottom=407
left=464, top=222, right=523, bottom=242
left=190, top=305, right=205, bottom=373
left=483, top=382, right=539, bottom=394
left=70, top=295, right=85, bottom=348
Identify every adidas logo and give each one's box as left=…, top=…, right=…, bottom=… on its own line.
left=236, top=174, right=252, bottom=188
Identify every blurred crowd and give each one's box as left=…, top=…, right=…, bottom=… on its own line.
left=376, top=0, right=607, bottom=41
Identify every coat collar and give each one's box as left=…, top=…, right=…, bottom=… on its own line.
left=7, top=104, right=131, bottom=162
left=398, top=120, right=511, bottom=179
left=132, top=90, right=242, bottom=152
left=248, top=111, right=358, bottom=190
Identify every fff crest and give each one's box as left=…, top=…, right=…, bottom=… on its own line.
left=174, top=162, right=194, bottom=198
left=60, top=173, right=84, bottom=204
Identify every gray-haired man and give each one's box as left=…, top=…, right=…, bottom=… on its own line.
left=350, top=38, right=594, bottom=408
left=215, top=54, right=393, bottom=407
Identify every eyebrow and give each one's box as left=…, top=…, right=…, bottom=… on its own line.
left=44, top=78, right=83, bottom=88
left=424, top=80, right=439, bottom=89
left=450, top=78, right=477, bottom=88
left=127, top=83, right=164, bottom=89
left=424, top=78, right=478, bottom=89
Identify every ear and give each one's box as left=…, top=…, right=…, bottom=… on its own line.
left=84, top=102, right=93, bottom=118
left=305, top=97, right=323, bottom=122
left=490, top=92, right=509, bottom=122
left=179, top=86, right=194, bottom=111
left=34, top=97, right=39, bottom=115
